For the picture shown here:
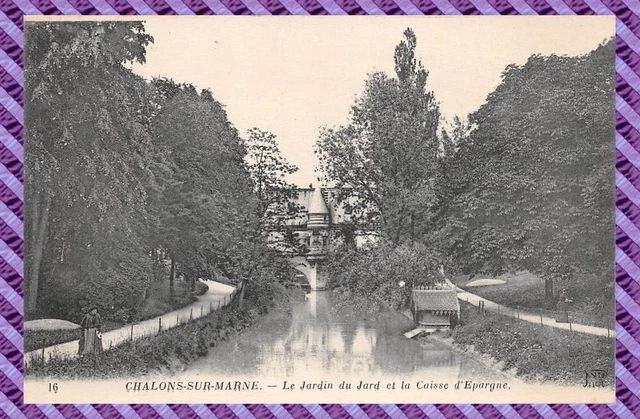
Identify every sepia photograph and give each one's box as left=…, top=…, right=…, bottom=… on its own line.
left=22, top=16, right=616, bottom=404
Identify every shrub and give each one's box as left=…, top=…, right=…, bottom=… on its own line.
left=325, top=240, right=445, bottom=314
left=451, top=302, right=614, bottom=387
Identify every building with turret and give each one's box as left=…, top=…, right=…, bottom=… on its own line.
left=271, top=187, right=459, bottom=328
left=269, top=186, right=375, bottom=289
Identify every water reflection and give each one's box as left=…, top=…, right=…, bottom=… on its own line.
left=184, top=291, right=503, bottom=381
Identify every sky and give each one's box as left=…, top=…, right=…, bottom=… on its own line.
left=123, top=16, right=615, bottom=187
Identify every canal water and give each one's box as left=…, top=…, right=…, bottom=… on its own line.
left=183, top=290, right=506, bottom=382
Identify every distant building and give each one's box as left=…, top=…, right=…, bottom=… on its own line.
left=269, top=186, right=376, bottom=289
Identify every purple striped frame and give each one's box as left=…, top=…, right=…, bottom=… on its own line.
left=1, top=2, right=639, bottom=418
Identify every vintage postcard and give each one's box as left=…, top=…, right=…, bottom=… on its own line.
left=23, top=15, right=616, bottom=404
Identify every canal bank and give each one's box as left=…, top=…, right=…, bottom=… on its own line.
left=26, top=288, right=614, bottom=404
left=181, top=289, right=509, bottom=382
left=447, top=301, right=615, bottom=389
left=25, top=282, right=287, bottom=379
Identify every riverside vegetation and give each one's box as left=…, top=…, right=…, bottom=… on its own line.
left=25, top=283, right=289, bottom=378
left=24, top=280, right=209, bottom=353
left=25, top=21, right=300, bottom=351
left=317, top=30, right=615, bottom=388
left=448, top=302, right=614, bottom=387
left=317, top=29, right=614, bottom=314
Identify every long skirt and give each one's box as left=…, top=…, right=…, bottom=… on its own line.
left=555, top=301, right=569, bottom=323
left=81, top=328, right=103, bottom=355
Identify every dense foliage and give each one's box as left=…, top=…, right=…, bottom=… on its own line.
left=25, top=21, right=156, bottom=321
left=446, top=41, right=616, bottom=304
left=325, top=240, right=445, bottom=314
left=316, top=29, right=441, bottom=244
left=316, top=29, right=615, bottom=309
left=25, top=21, right=293, bottom=323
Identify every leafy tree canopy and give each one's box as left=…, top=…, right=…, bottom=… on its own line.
left=316, top=28, right=442, bottom=245
left=446, top=40, right=615, bottom=303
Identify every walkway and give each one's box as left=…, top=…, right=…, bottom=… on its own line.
left=24, top=280, right=236, bottom=366
left=456, top=288, right=615, bottom=338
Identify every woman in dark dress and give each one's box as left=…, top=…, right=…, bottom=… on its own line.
left=79, top=307, right=103, bottom=355
left=556, top=290, right=570, bottom=323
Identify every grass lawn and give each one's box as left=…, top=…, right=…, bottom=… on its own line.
left=136, top=278, right=208, bottom=321
left=450, top=302, right=614, bottom=387
left=451, top=271, right=613, bottom=323
left=25, top=279, right=209, bottom=352
left=452, top=271, right=546, bottom=309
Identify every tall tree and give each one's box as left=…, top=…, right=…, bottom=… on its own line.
left=149, top=85, right=261, bottom=292
left=447, top=40, right=616, bottom=304
left=24, top=21, right=154, bottom=318
left=316, top=28, right=441, bottom=244
left=245, top=128, right=302, bottom=252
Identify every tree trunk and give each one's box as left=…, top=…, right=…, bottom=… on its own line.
left=237, top=281, right=246, bottom=309
left=152, top=248, right=158, bottom=281
left=410, top=213, right=415, bottom=241
left=169, top=258, right=175, bottom=297
left=26, top=193, right=51, bottom=318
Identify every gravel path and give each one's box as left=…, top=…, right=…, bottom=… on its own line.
left=24, top=280, right=236, bottom=366
left=456, top=288, right=614, bottom=338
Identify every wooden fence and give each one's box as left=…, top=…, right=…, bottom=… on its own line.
left=464, top=297, right=614, bottom=339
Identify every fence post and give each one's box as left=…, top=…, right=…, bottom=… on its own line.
left=210, top=302, right=213, bottom=312
left=190, top=308, right=193, bottom=321
left=177, top=312, right=179, bottom=325
left=158, top=317, right=162, bottom=333
left=569, top=316, right=573, bottom=333
left=517, top=306, right=520, bottom=320
left=217, top=300, right=221, bottom=310
left=224, top=296, right=227, bottom=306
left=607, top=319, right=611, bottom=339
left=41, top=347, right=45, bottom=361
left=131, top=323, right=134, bottom=341
left=201, top=305, right=204, bottom=316
left=539, top=309, right=543, bottom=326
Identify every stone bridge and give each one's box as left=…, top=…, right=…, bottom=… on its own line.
left=288, top=256, right=327, bottom=290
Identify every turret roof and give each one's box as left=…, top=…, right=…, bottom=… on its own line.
left=308, top=187, right=329, bottom=215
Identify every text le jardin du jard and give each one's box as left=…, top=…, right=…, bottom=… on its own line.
left=282, top=380, right=510, bottom=392
left=122, top=379, right=512, bottom=393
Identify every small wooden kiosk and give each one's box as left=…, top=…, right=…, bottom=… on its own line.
left=411, top=283, right=460, bottom=329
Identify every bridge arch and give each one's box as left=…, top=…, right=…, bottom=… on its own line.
left=288, top=256, right=318, bottom=290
